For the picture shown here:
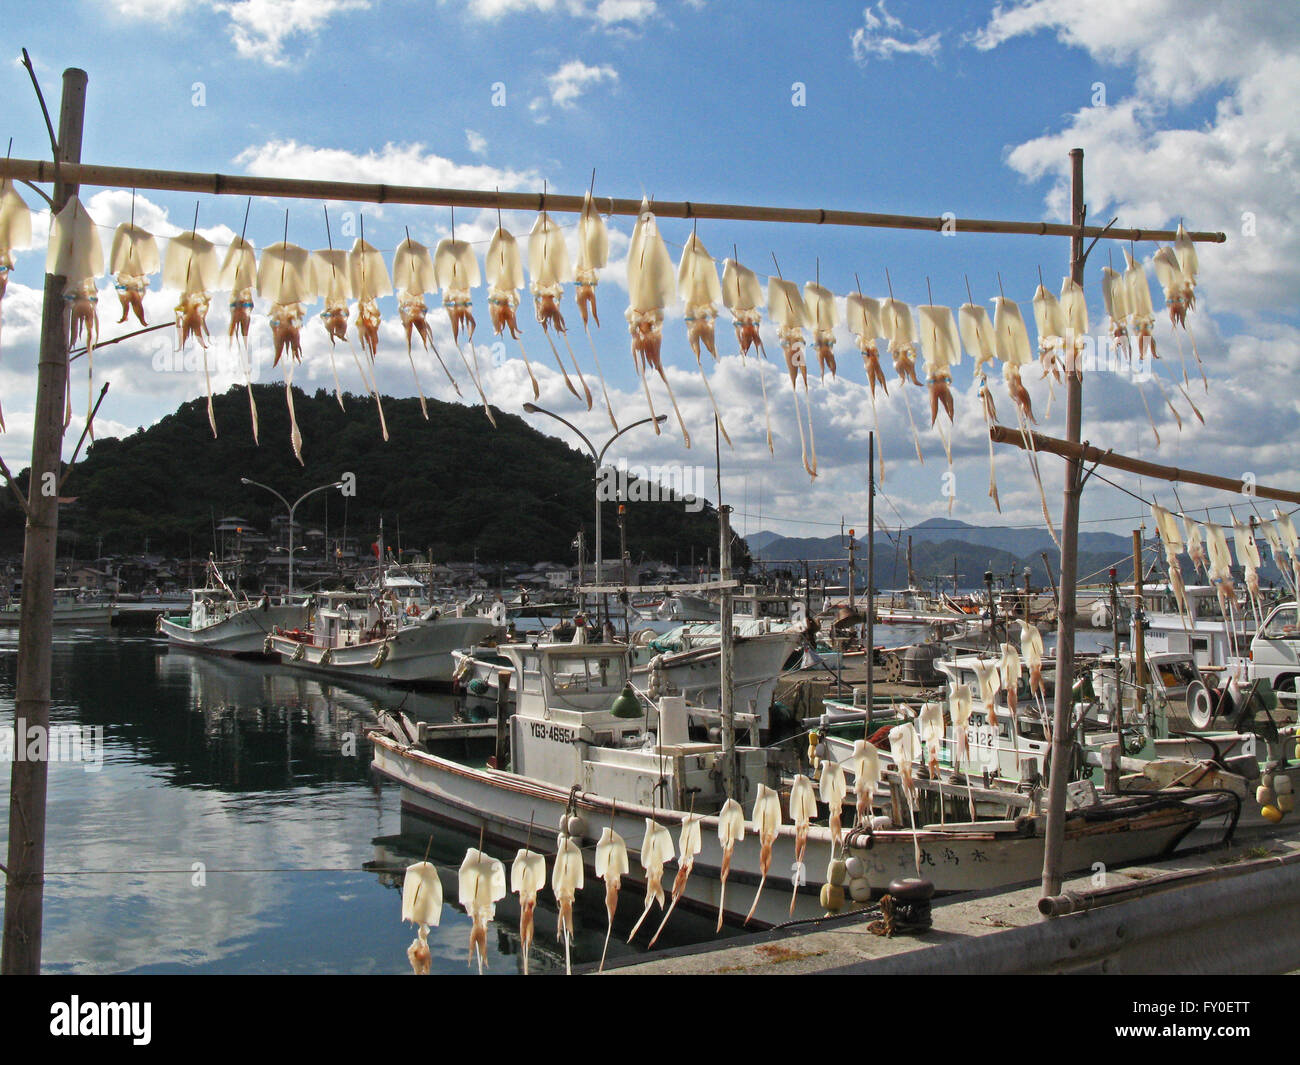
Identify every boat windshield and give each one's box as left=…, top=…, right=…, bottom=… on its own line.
left=1153, top=657, right=1200, bottom=688
left=550, top=655, right=621, bottom=695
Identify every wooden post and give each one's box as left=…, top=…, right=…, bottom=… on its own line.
left=2, top=67, right=88, bottom=975
left=1133, top=530, right=1147, bottom=720
left=719, top=503, right=737, bottom=801
left=1041, top=148, right=1086, bottom=902
left=866, top=433, right=875, bottom=717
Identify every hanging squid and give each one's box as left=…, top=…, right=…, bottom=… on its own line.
left=1019, top=624, right=1047, bottom=724
left=309, top=247, right=352, bottom=410
left=1182, top=513, right=1207, bottom=576
left=959, top=299, right=1001, bottom=509
left=458, top=847, right=507, bottom=974
left=346, top=237, right=390, bottom=366
left=972, top=657, right=1002, bottom=728
left=768, top=276, right=815, bottom=477
left=889, top=722, right=923, bottom=876
left=108, top=221, right=158, bottom=330
left=819, top=759, right=848, bottom=847
left=47, top=197, right=103, bottom=431
left=256, top=240, right=315, bottom=463
left=627, top=818, right=675, bottom=940
left=715, top=797, right=746, bottom=933
left=594, top=825, right=629, bottom=971
left=1153, top=242, right=1208, bottom=391
left=218, top=236, right=260, bottom=443
left=1259, top=517, right=1291, bottom=597
left=400, top=860, right=443, bottom=976
left=530, top=209, right=592, bottom=408
left=626, top=203, right=688, bottom=444
left=1032, top=281, right=1067, bottom=419
left=435, top=233, right=497, bottom=427
left=1059, top=276, right=1089, bottom=379
left=918, top=701, right=945, bottom=780
left=882, top=295, right=927, bottom=465
left=850, top=737, right=882, bottom=826
left=949, top=683, right=978, bottom=818
left=787, top=773, right=817, bottom=916
left=917, top=303, right=961, bottom=479
left=994, top=293, right=1058, bottom=545
left=1128, top=249, right=1203, bottom=427
left=722, top=256, right=773, bottom=455
left=1101, top=260, right=1165, bottom=441
left=510, top=848, right=546, bottom=975
left=1205, top=521, right=1237, bottom=622
left=676, top=231, right=731, bottom=444
left=648, top=812, right=703, bottom=949
left=551, top=834, right=584, bottom=975
left=803, top=280, right=838, bottom=380
left=1233, top=517, right=1264, bottom=624
left=744, top=784, right=782, bottom=925
left=999, top=641, right=1023, bottom=771
left=0, top=179, right=32, bottom=398
left=1274, top=509, right=1300, bottom=600
left=485, top=224, right=539, bottom=401
left=162, top=229, right=221, bottom=436
left=1151, top=503, right=1191, bottom=627
left=575, top=190, right=618, bottom=428
left=393, top=235, right=454, bottom=425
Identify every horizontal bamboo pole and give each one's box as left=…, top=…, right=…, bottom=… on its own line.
left=0, top=157, right=1226, bottom=244
left=989, top=424, right=1300, bottom=505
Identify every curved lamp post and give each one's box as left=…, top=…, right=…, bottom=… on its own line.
left=240, top=477, right=345, bottom=595
left=522, top=404, right=667, bottom=621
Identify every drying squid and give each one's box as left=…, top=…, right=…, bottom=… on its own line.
left=883, top=296, right=925, bottom=464
left=744, top=784, right=782, bottom=925
left=972, top=658, right=1001, bottom=728
left=309, top=247, right=352, bottom=410
left=849, top=738, right=882, bottom=826
left=0, top=179, right=32, bottom=382
left=1205, top=521, right=1237, bottom=622
left=458, top=848, right=506, bottom=974
left=530, top=210, right=592, bottom=408
left=575, top=191, right=618, bottom=428
left=949, top=683, right=975, bottom=772
left=846, top=290, right=888, bottom=479
left=787, top=773, right=818, bottom=915
left=1233, top=518, right=1264, bottom=624
left=393, top=235, right=453, bottom=424
left=918, top=701, right=945, bottom=780
left=648, top=812, right=702, bottom=948
left=1274, top=509, right=1300, bottom=598
left=400, top=860, right=443, bottom=976
left=484, top=224, right=539, bottom=401
left=958, top=298, right=1000, bottom=506
left=162, top=229, right=221, bottom=436
left=1259, top=517, right=1289, bottom=594
left=218, top=236, right=260, bottom=442
left=917, top=303, right=961, bottom=476
left=999, top=642, right=1023, bottom=770
left=551, top=835, right=584, bottom=975
left=803, top=280, right=838, bottom=379
left=256, top=240, right=315, bottom=463
left=435, top=233, right=496, bottom=427
left=1130, top=249, right=1203, bottom=426
left=819, top=759, right=848, bottom=847
left=1032, top=281, right=1067, bottom=393
left=1059, top=277, right=1089, bottom=379
left=594, top=825, right=629, bottom=971
left=510, top=848, right=546, bottom=975
left=626, top=203, right=688, bottom=444
left=109, top=222, right=158, bottom=329
left=1182, top=514, right=1207, bottom=577
left=1152, top=503, right=1191, bottom=626
left=676, top=232, right=730, bottom=444
left=722, top=257, right=773, bottom=455
left=768, top=276, right=815, bottom=477
left=47, top=197, right=103, bottom=431
left=628, top=818, right=675, bottom=940
left=1019, top=625, right=1047, bottom=722
left=715, top=797, right=746, bottom=933
left=348, top=237, right=390, bottom=364
left=889, top=722, right=923, bottom=875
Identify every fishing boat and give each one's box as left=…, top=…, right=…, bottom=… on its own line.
left=371, top=639, right=1236, bottom=931
left=0, top=587, right=116, bottom=626
left=158, top=563, right=307, bottom=657
left=267, top=590, right=502, bottom=685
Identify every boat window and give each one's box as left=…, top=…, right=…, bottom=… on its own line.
left=1155, top=658, right=1198, bottom=688
left=734, top=601, right=754, bottom=616
left=1263, top=606, right=1300, bottom=640
left=552, top=656, right=621, bottom=694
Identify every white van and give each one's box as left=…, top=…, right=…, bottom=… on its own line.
left=1248, top=601, right=1300, bottom=708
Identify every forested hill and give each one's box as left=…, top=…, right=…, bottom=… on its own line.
left=0, top=384, right=725, bottom=565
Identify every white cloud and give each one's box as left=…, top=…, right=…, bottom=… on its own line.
left=851, top=2, right=941, bottom=65
left=465, top=130, right=488, bottom=157
left=545, top=59, right=619, bottom=108
left=214, top=0, right=370, bottom=66
left=462, top=0, right=656, bottom=24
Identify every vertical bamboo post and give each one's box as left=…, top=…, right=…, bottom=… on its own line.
left=2, top=67, right=88, bottom=975
left=1133, top=530, right=1147, bottom=718
left=866, top=432, right=876, bottom=717
left=719, top=503, right=737, bottom=801
left=1041, top=148, right=1086, bottom=902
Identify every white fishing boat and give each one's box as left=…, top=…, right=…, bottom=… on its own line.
left=1133, top=582, right=1260, bottom=670
left=267, top=590, right=501, bottom=685
left=159, top=564, right=307, bottom=657
left=371, top=640, right=1235, bottom=931
left=0, top=587, right=116, bottom=626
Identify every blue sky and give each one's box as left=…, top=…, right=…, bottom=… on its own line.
left=2, top=0, right=1297, bottom=543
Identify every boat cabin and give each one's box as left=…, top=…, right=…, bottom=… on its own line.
left=1130, top=583, right=1257, bottom=668
left=308, top=591, right=402, bottom=648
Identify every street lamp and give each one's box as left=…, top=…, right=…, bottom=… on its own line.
left=241, top=477, right=345, bottom=595
left=522, top=403, right=667, bottom=623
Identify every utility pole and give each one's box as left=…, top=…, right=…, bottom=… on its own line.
left=3, top=67, right=88, bottom=975
left=1041, top=148, right=1087, bottom=900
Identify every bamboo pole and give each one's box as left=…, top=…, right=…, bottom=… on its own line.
left=0, top=157, right=1226, bottom=245
left=989, top=425, right=1300, bottom=505
left=2, top=68, right=87, bottom=975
